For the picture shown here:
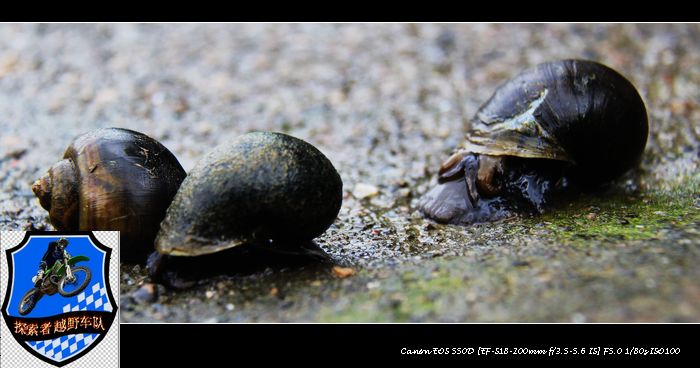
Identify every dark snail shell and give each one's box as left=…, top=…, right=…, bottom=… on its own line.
left=154, top=131, right=343, bottom=257
left=465, top=59, right=648, bottom=183
left=32, top=128, right=186, bottom=260
left=419, top=59, right=649, bottom=224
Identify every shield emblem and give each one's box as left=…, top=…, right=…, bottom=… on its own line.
left=2, top=232, right=118, bottom=367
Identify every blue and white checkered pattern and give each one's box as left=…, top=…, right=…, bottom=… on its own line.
left=61, top=282, right=113, bottom=313
left=26, top=333, right=99, bottom=362
left=23, top=281, right=113, bottom=362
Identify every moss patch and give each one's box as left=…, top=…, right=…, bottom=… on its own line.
left=525, top=182, right=700, bottom=242
left=317, top=267, right=468, bottom=322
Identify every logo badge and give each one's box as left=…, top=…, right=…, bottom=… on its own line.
left=1, top=232, right=118, bottom=367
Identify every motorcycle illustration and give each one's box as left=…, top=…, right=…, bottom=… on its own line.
left=18, top=256, right=92, bottom=316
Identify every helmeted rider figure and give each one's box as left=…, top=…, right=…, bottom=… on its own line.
left=32, top=237, right=71, bottom=286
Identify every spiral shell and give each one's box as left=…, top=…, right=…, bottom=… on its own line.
left=32, top=128, right=186, bottom=260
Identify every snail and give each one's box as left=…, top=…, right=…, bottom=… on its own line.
left=419, top=59, right=649, bottom=224
left=32, top=128, right=187, bottom=261
left=146, top=131, right=343, bottom=288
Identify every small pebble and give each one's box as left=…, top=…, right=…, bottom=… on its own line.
left=353, top=183, right=379, bottom=199
left=174, top=98, right=189, bottom=114
left=132, top=283, right=158, bottom=304
left=195, top=121, right=214, bottom=135
left=205, top=290, right=215, bottom=299
left=367, top=281, right=381, bottom=290
left=332, top=266, right=356, bottom=278
left=225, top=303, right=235, bottom=311
left=645, top=278, right=657, bottom=288
left=95, top=88, right=119, bottom=105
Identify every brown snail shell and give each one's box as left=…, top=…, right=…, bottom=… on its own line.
left=32, top=128, right=186, bottom=261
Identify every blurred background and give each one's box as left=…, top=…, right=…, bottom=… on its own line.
left=1, top=24, right=699, bottom=322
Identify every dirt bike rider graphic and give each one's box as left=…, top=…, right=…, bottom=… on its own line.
left=32, top=237, right=71, bottom=286
left=19, top=237, right=92, bottom=316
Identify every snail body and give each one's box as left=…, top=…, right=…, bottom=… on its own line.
left=419, top=59, right=649, bottom=224
left=32, top=128, right=186, bottom=260
left=147, top=131, right=343, bottom=286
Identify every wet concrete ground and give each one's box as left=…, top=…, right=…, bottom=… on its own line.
left=1, top=24, right=699, bottom=322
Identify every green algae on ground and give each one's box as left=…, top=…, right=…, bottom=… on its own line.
left=528, top=185, right=700, bottom=242
left=317, top=267, right=466, bottom=322
left=317, top=222, right=700, bottom=323
left=316, top=180, right=700, bottom=323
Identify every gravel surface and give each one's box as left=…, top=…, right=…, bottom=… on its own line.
left=1, top=23, right=699, bottom=322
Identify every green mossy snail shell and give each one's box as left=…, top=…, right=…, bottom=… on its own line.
left=154, top=131, right=343, bottom=257
left=32, top=128, right=187, bottom=261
